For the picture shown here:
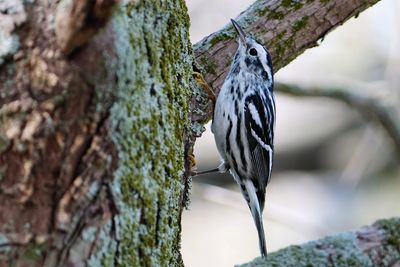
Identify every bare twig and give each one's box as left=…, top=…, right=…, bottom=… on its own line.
left=275, top=82, right=400, bottom=159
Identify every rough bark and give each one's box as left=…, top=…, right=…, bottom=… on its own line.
left=238, top=218, right=400, bottom=267
left=0, top=0, right=193, bottom=266
left=193, top=0, right=382, bottom=122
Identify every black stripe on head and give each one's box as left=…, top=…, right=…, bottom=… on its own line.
left=255, top=56, right=264, bottom=70
left=261, top=69, right=269, bottom=81
left=245, top=51, right=270, bottom=82
left=245, top=57, right=252, bottom=68
left=246, top=55, right=264, bottom=70
left=256, top=56, right=269, bottom=81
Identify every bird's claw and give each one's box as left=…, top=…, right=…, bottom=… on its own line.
left=193, top=71, right=216, bottom=105
left=218, top=162, right=229, bottom=173
left=188, top=153, right=197, bottom=176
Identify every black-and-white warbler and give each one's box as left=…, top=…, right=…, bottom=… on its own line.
left=211, top=19, right=275, bottom=258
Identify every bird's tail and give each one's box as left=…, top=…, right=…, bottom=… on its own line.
left=243, top=180, right=267, bottom=258
left=253, top=207, right=267, bottom=258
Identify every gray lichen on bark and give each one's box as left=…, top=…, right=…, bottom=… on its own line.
left=0, top=0, right=193, bottom=266
left=238, top=218, right=400, bottom=267
left=0, top=0, right=26, bottom=65
left=93, top=1, right=193, bottom=266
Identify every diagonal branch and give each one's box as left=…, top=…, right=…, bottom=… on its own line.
left=275, top=82, right=400, bottom=159
left=190, top=0, right=400, bottom=158
left=194, top=0, right=381, bottom=93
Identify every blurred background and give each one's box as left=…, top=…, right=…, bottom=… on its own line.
left=182, top=0, right=400, bottom=266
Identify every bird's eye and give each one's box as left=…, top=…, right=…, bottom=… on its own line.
left=249, top=48, right=258, bottom=56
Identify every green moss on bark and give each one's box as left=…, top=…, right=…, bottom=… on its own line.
left=281, top=0, right=304, bottom=10
left=239, top=233, right=371, bottom=267
left=209, top=32, right=233, bottom=47
left=375, top=217, right=400, bottom=247
left=87, top=0, right=193, bottom=266
left=293, top=16, right=309, bottom=32
left=237, top=218, right=400, bottom=267
left=375, top=218, right=400, bottom=266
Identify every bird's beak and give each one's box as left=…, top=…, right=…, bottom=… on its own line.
left=231, top=19, right=247, bottom=46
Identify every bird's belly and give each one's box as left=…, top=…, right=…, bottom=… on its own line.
left=213, top=91, right=243, bottom=166
left=212, top=102, right=231, bottom=161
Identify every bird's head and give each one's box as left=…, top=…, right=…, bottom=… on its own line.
left=231, top=19, right=273, bottom=84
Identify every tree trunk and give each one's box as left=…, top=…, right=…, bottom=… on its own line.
left=0, top=0, right=193, bottom=266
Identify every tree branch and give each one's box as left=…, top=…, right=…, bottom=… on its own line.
left=191, top=0, right=400, bottom=158
left=194, top=0, right=381, bottom=93
left=237, top=217, right=400, bottom=267
left=275, top=82, right=400, bottom=159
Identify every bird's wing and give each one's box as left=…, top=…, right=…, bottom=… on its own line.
left=244, top=92, right=274, bottom=209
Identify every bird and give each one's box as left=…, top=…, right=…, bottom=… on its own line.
left=211, top=19, right=275, bottom=258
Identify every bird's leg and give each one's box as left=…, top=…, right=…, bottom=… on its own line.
left=193, top=71, right=216, bottom=105
left=192, top=162, right=229, bottom=176
left=217, top=162, right=230, bottom=173
left=194, top=167, right=220, bottom=176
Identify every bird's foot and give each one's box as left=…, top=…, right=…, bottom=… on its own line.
left=217, top=162, right=229, bottom=173
left=193, top=71, right=216, bottom=105
left=188, top=153, right=197, bottom=176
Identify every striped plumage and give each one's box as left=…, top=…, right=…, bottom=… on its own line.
left=211, top=20, right=275, bottom=258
